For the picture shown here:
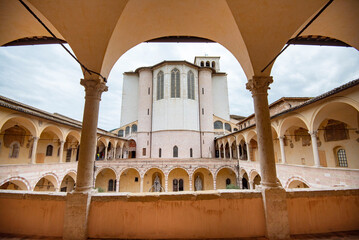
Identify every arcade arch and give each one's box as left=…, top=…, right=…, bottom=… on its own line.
left=143, top=168, right=165, bottom=192
left=34, top=173, right=59, bottom=192
left=216, top=167, right=237, bottom=189
left=119, top=168, right=141, bottom=193
left=95, top=168, right=117, bottom=192
left=168, top=168, right=189, bottom=192
left=192, top=167, right=213, bottom=191
left=0, top=176, right=30, bottom=191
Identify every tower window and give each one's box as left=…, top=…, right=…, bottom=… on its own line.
left=159, top=148, right=162, bottom=158
left=171, top=68, right=180, bottom=98
left=187, top=70, right=195, bottom=100
left=157, top=71, right=164, bottom=100
left=173, top=146, right=178, bottom=158
left=190, top=148, right=193, bottom=158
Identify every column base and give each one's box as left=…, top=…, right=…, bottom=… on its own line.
left=261, top=187, right=290, bottom=240
left=63, top=192, right=92, bottom=240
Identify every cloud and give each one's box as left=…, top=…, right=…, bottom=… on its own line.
left=0, top=43, right=358, bottom=131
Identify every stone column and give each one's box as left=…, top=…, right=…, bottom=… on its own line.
left=104, top=144, right=108, bottom=161
left=120, top=147, right=123, bottom=159
left=237, top=144, right=240, bottom=159
left=223, top=147, right=226, bottom=159
left=246, top=76, right=289, bottom=240
left=63, top=78, right=107, bottom=240
left=229, top=144, right=232, bottom=160
left=165, top=175, right=168, bottom=192
left=278, top=136, right=286, bottom=164
left=140, top=177, right=144, bottom=193
left=59, top=141, right=65, bottom=163
left=249, top=180, right=254, bottom=189
left=246, top=142, right=251, bottom=162
left=116, top=178, right=120, bottom=192
left=309, top=131, right=321, bottom=167
left=113, top=146, right=116, bottom=160
left=189, top=176, right=193, bottom=191
left=246, top=76, right=277, bottom=187
left=213, top=178, right=217, bottom=190
left=218, top=147, right=222, bottom=159
left=31, top=136, right=39, bottom=164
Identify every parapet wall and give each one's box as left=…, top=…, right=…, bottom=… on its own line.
left=0, top=189, right=358, bottom=238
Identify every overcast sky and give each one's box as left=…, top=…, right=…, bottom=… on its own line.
left=0, top=43, right=358, bottom=130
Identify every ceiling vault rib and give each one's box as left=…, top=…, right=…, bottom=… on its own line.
left=17, top=0, right=107, bottom=82
left=260, top=0, right=334, bottom=73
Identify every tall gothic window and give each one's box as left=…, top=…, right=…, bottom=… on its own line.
left=173, top=145, right=178, bottom=157
left=337, top=148, right=348, bottom=167
left=108, top=179, right=114, bottom=191
left=131, top=124, right=137, bottom=133
left=157, top=71, right=164, bottom=100
left=187, top=70, right=195, bottom=100
left=171, top=68, right=180, bottom=98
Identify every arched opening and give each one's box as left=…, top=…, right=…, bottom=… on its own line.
left=127, top=140, right=136, bottom=158
left=143, top=168, right=165, bottom=192
left=34, top=175, right=58, bottom=192
left=0, top=178, right=28, bottom=191
left=193, top=168, right=213, bottom=191
left=60, top=174, right=76, bottom=192
left=38, top=126, right=63, bottom=164
left=216, top=168, right=237, bottom=189
left=95, top=168, right=116, bottom=192
left=0, top=118, right=36, bottom=165
left=252, top=174, right=261, bottom=189
left=242, top=172, right=249, bottom=189
left=168, top=168, right=189, bottom=192
left=96, top=139, right=106, bottom=160
left=119, top=168, right=141, bottom=193
left=288, top=179, right=309, bottom=189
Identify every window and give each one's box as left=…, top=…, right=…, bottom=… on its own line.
left=206, top=61, right=210, bottom=67
left=147, top=108, right=149, bottom=115
left=159, top=148, right=162, bottom=158
left=131, top=124, right=137, bottom=133
left=9, top=142, right=20, bottom=158
left=135, top=177, right=139, bottom=182
left=179, top=179, right=184, bottom=191
left=46, top=145, right=53, bottom=156
left=66, top=149, right=72, bottom=162
left=225, top=123, right=232, bottom=132
left=171, top=68, right=180, bottom=98
left=108, top=179, right=114, bottom=191
left=226, top=178, right=231, bottom=186
left=202, top=108, right=204, bottom=115
left=148, top=87, right=150, bottom=95
left=234, top=128, right=238, bottom=131
left=173, top=179, right=178, bottom=191
left=200, top=61, right=204, bottom=67
left=187, top=70, right=195, bottom=100
left=173, top=146, right=178, bottom=158
left=125, top=126, right=130, bottom=136
left=212, top=61, right=215, bottom=68
left=118, top=130, right=124, bottom=137
left=190, top=148, right=193, bottom=158
left=202, top=88, right=204, bottom=94
left=337, top=149, right=348, bottom=167
left=214, top=121, right=223, bottom=129
left=142, top=148, right=146, bottom=156
left=156, top=71, right=164, bottom=100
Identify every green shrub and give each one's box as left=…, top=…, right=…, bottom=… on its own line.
left=226, top=184, right=239, bottom=189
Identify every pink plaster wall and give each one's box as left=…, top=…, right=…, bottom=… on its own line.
left=287, top=190, right=359, bottom=235
left=88, top=193, right=266, bottom=239
left=0, top=192, right=65, bottom=237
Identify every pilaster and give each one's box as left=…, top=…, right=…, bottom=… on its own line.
left=309, top=131, right=321, bottom=167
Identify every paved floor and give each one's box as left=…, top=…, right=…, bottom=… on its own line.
left=1, top=231, right=359, bottom=240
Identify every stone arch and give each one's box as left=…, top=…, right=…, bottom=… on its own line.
left=245, top=130, right=257, bottom=143
left=95, top=167, right=117, bottom=192
left=33, top=172, right=60, bottom=191
left=39, top=124, right=65, bottom=142
left=119, top=167, right=141, bottom=193
left=0, top=114, right=38, bottom=137
left=214, top=166, right=238, bottom=179
left=215, top=167, right=238, bottom=189
left=60, top=172, right=76, bottom=192
left=192, top=167, right=214, bottom=191
left=310, top=97, right=359, bottom=132
left=279, top=114, right=310, bottom=136
left=143, top=167, right=165, bottom=192
left=249, top=170, right=260, bottom=182
left=168, top=167, right=190, bottom=192
left=95, top=166, right=118, bottom=180
left=64, top=130, right=81, bottom=142
left=0, top=176, right=31, bottom=190
left=285, top=176, right=311, bottom=189
left=168, top=166, right=190, bottom=177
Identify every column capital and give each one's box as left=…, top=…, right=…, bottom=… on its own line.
left=60, top=140, right=65, bottom=144
left=80, top=78, right=108, bottom=100
left=308, top=130, right=318, bottom=137
left=33, top=136, right=39, bottom=141
left=246, top=76, right=273, bottom=95
left=279, top=136, right=285, bottom=140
